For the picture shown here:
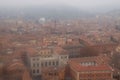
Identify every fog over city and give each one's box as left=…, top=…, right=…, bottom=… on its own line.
left=0, top=0, right=120, bottom=12
left=0, top=0, right=120, bottom=80
left=0, top=0, right=120, bottom=19
left=0, top=0, right=120, bottom=7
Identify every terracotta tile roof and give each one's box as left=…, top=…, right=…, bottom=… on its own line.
left=5, top=60, right=25, bottom=71
left=69, top=55, right=110, bottom=65
left=69, top=57, right=112, bottom=72
left=53, top=47, right=68, bottom=55
left=70, top=62, right=112, bottom=72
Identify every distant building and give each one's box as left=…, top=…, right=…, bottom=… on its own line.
left=69, top=57, right=113, bottom=80
left=39, top=17, right=46, bottom=24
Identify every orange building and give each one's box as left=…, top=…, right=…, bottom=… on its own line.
left=69, top=57, right=113, bottom=80
left=41, top=66, right=65, bottom=80
left=3, top=60, right=32, bottom=80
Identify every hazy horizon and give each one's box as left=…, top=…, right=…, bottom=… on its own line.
left=0, top=0, right=120, bottom=11
left=0, top=0, right=120, bottom=19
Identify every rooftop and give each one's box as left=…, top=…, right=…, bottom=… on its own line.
left=69, top=56, right=112, bottom=72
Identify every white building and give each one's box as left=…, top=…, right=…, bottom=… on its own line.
left=29, top=47, right=68, bottom=76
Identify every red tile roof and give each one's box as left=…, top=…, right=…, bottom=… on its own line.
left=70, top=62, right=112, bottom=72
left=69, top=57, right=112, bottom=72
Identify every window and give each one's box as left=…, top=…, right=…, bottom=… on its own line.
left=56, top=61, right=58, bottom=66
left=37, top=63, right=39, bottom=67
left=41, top=63, right=43, bottom=67
left=49, top=61, right=51, bottom=66
left=33, top=63, right=35, bottom=67
left=64, top=56, right=67, bottom=59
left=45, top=62, right=47, bottom=67
left=37, top=69, right=39, bottom=73
left=49, top=73, right=52, bottom=76
left=32, top=58, right=35, bottom=61
left=41, top=52, right=43, bottom=54
left=54, top=73, right=57, bottom=76
left=37, top=58, right=39, bottom=61
left=44, top=51, right=46, bottom=54
left=53, top=61, right=55, bottom=65
left=33, top=69, right=35, bottom=73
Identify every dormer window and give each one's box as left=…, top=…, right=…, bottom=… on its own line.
left=80, top=61, right=97, bottom=66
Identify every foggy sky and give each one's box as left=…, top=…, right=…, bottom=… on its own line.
left=0, top=0, right=120, bottom=10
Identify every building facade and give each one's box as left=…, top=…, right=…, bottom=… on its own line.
left=29, top=47, right=69, bottom=76
left=41, top=67, right=65, bottom=80
left=69, top=57, right=113, bottom=80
